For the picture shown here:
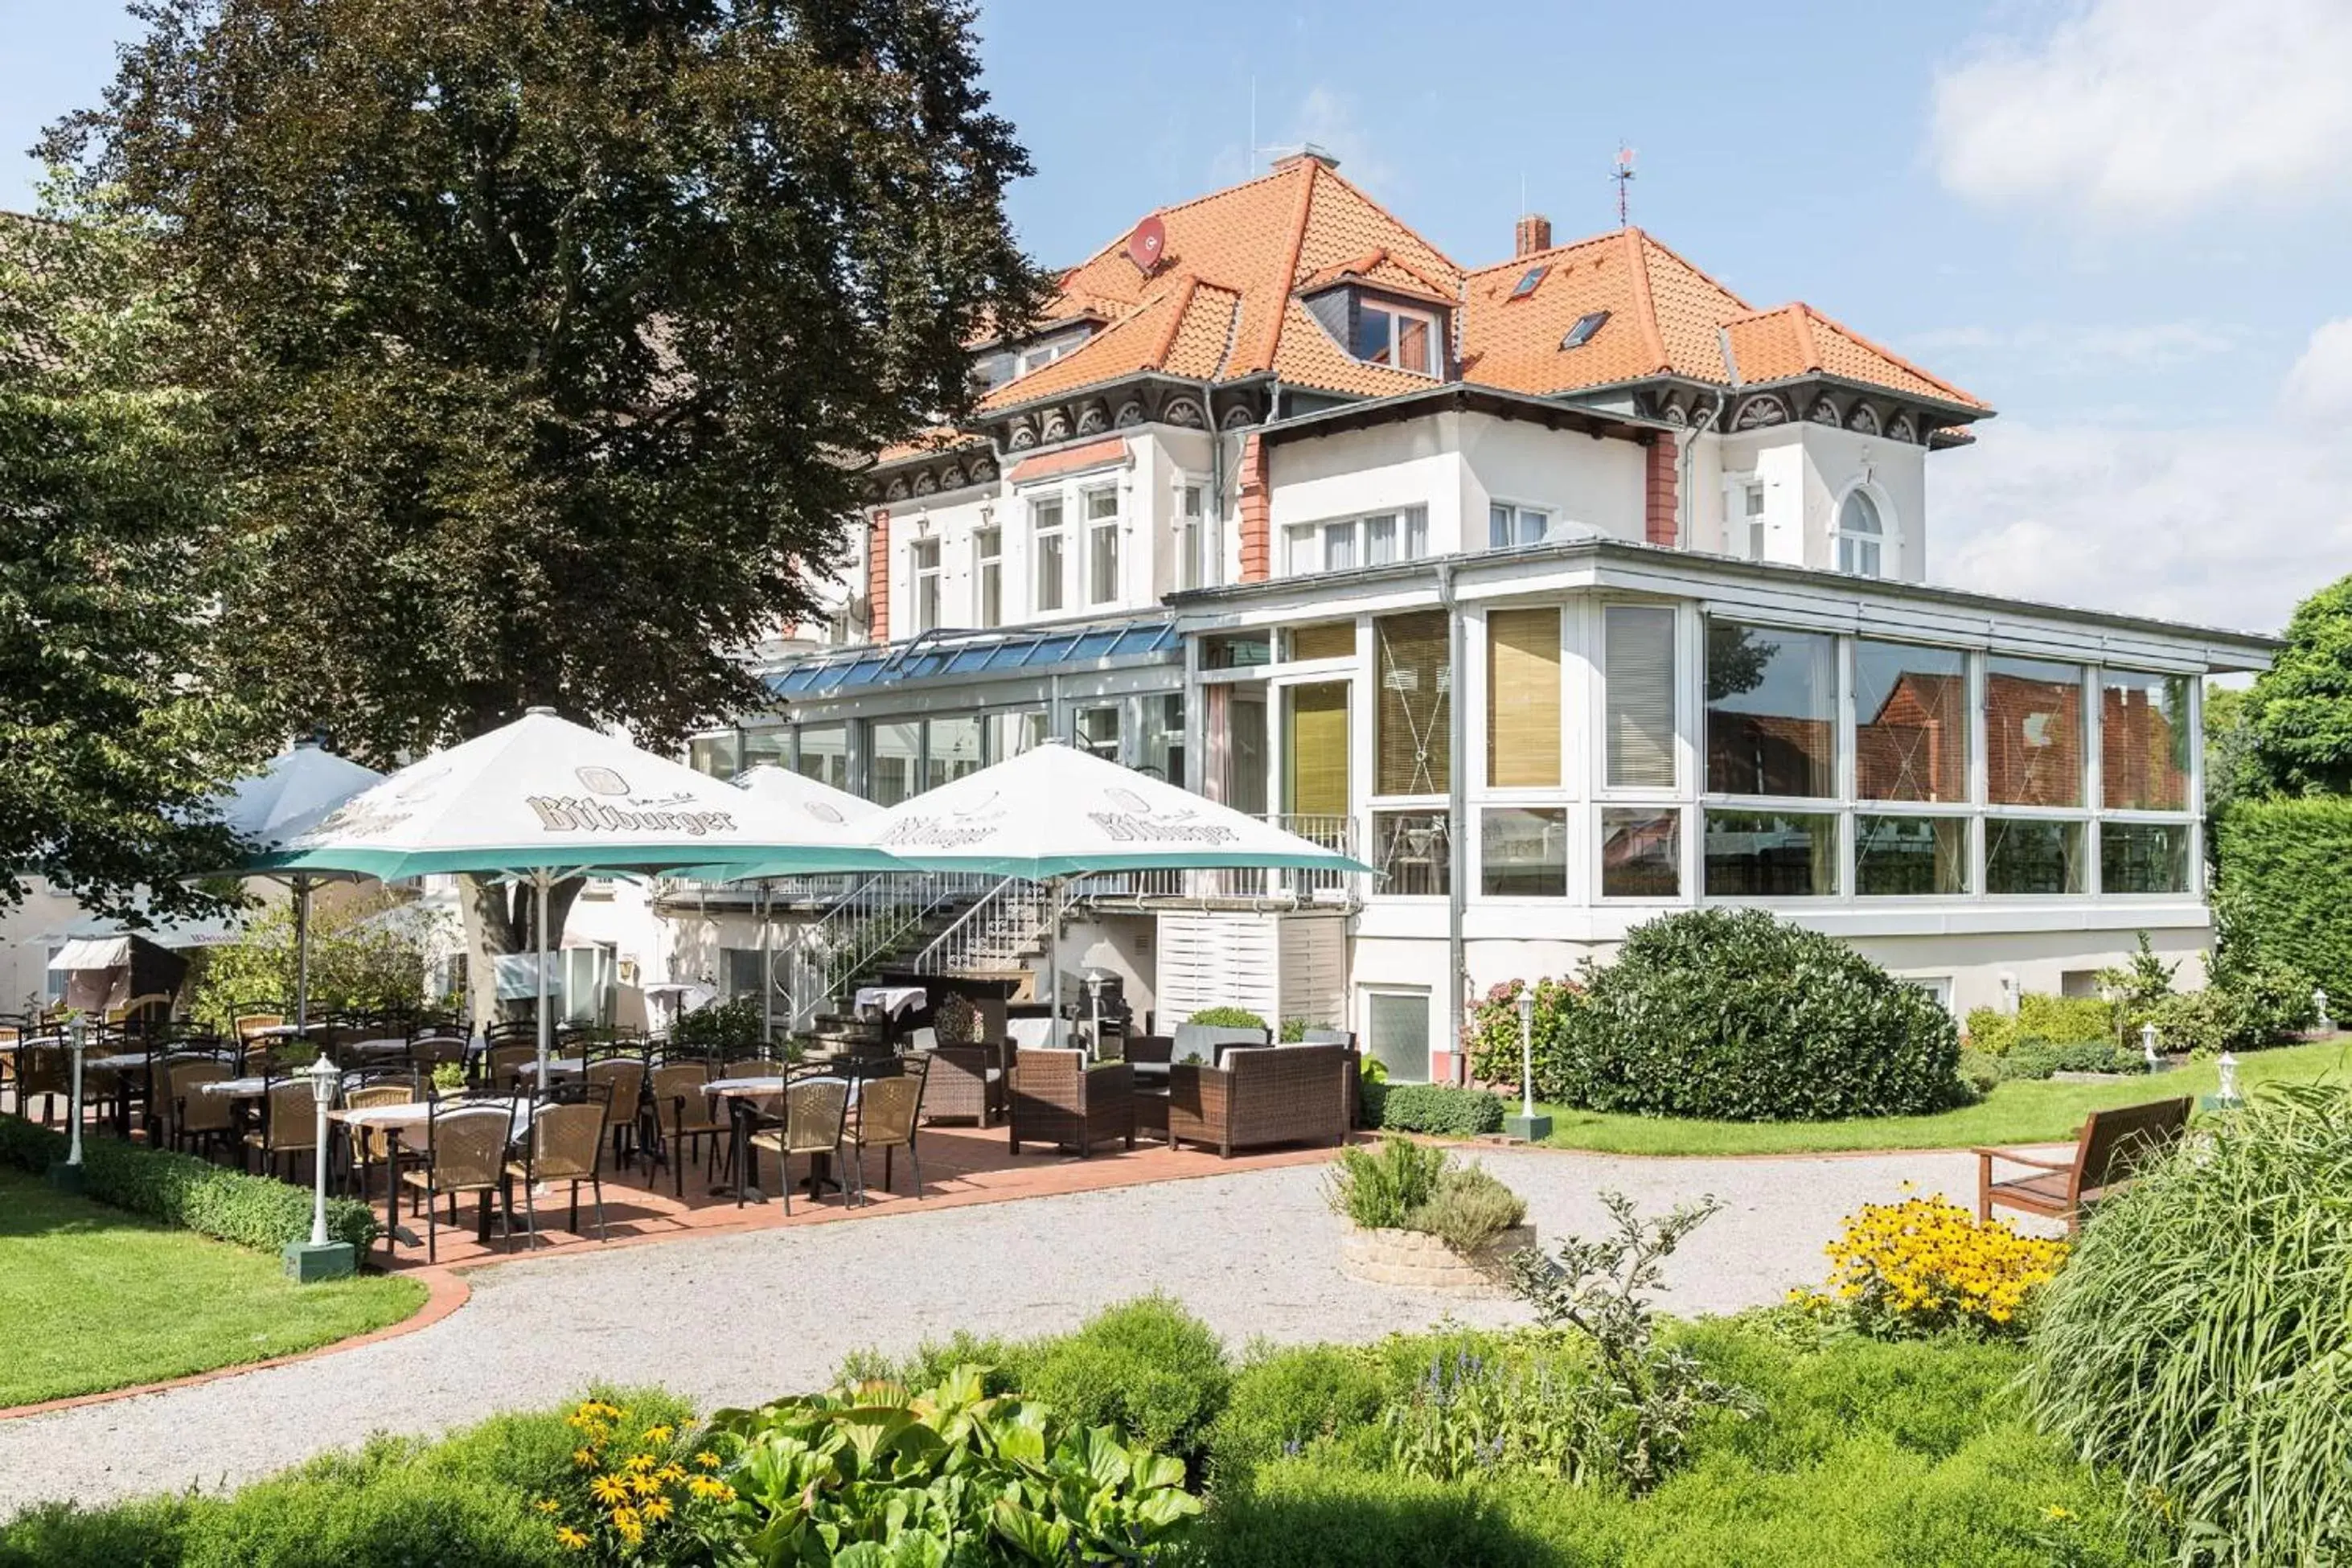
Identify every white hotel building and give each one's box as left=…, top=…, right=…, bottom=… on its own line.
left=646, top=154, right=2270, bottom=1084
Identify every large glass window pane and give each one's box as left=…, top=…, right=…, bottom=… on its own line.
left=1488, top=607, right=1562, bottom=789
left=1286, top=622, right=1355, bottom=662
left=1601, top=808, right=1681, bottom=898
left=1074, top=706, right=1121, bottom=761
left=794, top=723, right=849, bottom=790
left=1324, top=520, right=1358, bottom=572
left=1364, top=991, right=1430, bottom=1082
left=688, top=733, right=740, bottom=782
left=1986, top=817, right=2087, bottom=894
left=2102, top=671, right=2193, bottom=811
left=975, top=527, right=1003, bottom=627
left=1481, top=807, right=1567, bottom=897
left=1987, top=656, right=2084, bottom=807
left=1855, top=640, right=1969, bottom=802
left=1365, top=513, right=1398, bottom=566
left=2102, top=821, right=2191, bottom=894
left=985, top=709, right=1045, bottom=765
left=1032, top=497, right=1065, bottom=613
left=1855, top=814, right=1970, bottom=895
left=1374, top=611, right=1451, bottom=796
left=867, top=720, right=920, bottom=807
left=1139, top=693, right=1185, bottom=783
left=1283, top=524, right=1316, bottom=576
left=1283, top=682, right=1350, bottom=816
left=1604, top=605, right=1677, bottom=790
left=1213, top=686, right=1270, bottom=815
left=1703, top=810, right=1839, bottom=897
left=740, top=726, right=789, bottom=774
left=924, top=716, right=981, bottom=791
left=1706, top=622, right=1837, bottom=798
left=1373, top=810, right=1451, bottom=897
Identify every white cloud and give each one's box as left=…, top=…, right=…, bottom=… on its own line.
left=1903, top=321, right=2238, bottom=375
left=1931, top=318, right=2352, bottom=634
left=2280, top=318, right=2352, bottom=423
left=1931, top=0, right=2352, bottom=224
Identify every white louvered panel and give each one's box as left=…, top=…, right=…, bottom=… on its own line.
left=1154, top=913, right=1279, bottom=1028
left=1278, top=915, right=1348, bottom=1029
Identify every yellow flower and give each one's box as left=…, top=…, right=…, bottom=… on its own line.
left=534, top=1498, right=560, bottom=1515
left=657, top=1463, right=688, bottom=1484
left=629, top=1472, right=661, bottom=1496
left=613, top=1508, right=645, bottom=1545
left=571, top=1447, right=597, bottom=1469
left=626, top=1452, right=657, bottom=1474
left=2042, top=1504, right=2076, bottom=1521
left=642, top=1425, right=674, bottom=1445
left=554, top=1525, right=590, bottom=1551
left=642, top=1495, right=675, bottom=1523
left=589, top=1474, right=631, bottom=1508
left=694, top=1450, right=722, bottom=1469
left=688, top=1476, right=737, bottom=1502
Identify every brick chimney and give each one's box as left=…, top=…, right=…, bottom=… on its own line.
left=1514, top=213, right=1553, bottom=257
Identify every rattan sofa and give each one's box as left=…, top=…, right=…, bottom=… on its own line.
left=1167, top=1044, right=1353, bottom=1157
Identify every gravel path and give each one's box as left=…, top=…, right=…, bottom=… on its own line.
left=2, top=1146, right=2009, bottom=1514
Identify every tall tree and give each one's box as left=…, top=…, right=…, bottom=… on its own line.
left=0, top=196, right=258, bottom=923
left=48, top=0, right=1044, bottom=1008
left=2238, top=574, right=2352, bottom=798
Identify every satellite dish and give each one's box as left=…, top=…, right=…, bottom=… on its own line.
left=1127, top=215, right=1166, bottom=275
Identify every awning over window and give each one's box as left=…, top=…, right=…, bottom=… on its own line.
left=48, top=937, right=129, bottom=972
left=765, top=619, right=1180, bottom=699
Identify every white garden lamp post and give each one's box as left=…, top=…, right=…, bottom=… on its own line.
left=1504, top=988, right=1550, bottom=1143
left=283, top=1053, right=355, bottom=1282
left=2141, top=1020, right=2162, bottom=1070
left=2315, top=987, right=2334, bottom=1034
left=45, top=1016, right=89, bottom=1192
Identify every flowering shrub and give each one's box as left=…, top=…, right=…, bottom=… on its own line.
left=1798, top=1194, right=2067, bottom=1339
left=542, top=1398, right=733, bottom=1561
left=1465, top=976, right=1583, bottom=1102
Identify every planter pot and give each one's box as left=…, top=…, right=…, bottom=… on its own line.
left=1338, top=1223, right=1536, bottom=1297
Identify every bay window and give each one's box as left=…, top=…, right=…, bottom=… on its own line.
left=1603, top=605, right=1677, bottom=790
left=1375, top=611, right=1451, bottom=797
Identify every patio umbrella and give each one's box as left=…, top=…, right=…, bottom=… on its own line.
left=729, top=764, right=880, bottom=1045
left=800, top=740, right=1372, bottom=1035
left=203, top=741, right=386, bottom=1038
left=258, top=708, right=894, bottom=1081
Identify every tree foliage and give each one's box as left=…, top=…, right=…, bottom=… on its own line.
left=0, top=196, right=260, bottom=919
left=46, top=0, right=1045, bottom=761
left=2236, top=573, right=2352, bottom=798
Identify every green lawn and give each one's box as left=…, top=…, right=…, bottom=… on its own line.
left=0, top=1172, right=427, bottom=1409
left=1529, top=1035, right=2352, bottom=1156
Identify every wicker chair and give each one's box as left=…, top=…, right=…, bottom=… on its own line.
left=585, top=1058, right=646, bottom=1171
left=15, top=1044, right=69, bottom=1127
left=400, top=1102, right=516, bottom=1262
left=722, top=1057, right=787, bottom=1080
left=650, top=1061, right=724, bottom=1197
left=166, top=1058, right=235, bottom=1159
left=232, top=1012, right=285, bottom=1050
left=506, top=1100, right=610, bottom=1245
left=1008, top=1048, right=1134, bottom=1158
left=409, top=1036, right=467, bottom=1073
left=482, top=1043, right=535, bottom=1090
left=244, top=1080, right=323, bottom=1181
left=1167, top=1045, right=1353, bottom=1157
left=343, top=1082, right=416, bottom=1197
left=923, top=1041, right=1004, bottom=1127
left=744, top=1076, right=852, bottom=1213
left=847, top=1059, right=927, bottom=1204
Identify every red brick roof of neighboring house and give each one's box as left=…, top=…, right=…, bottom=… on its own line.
left=963, top=164, right=1984, bottom=429
left=1004, top=434, right=1128, bottom=484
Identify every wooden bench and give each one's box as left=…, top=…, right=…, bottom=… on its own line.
left=1975, top=1096, right=2192, bottom=1232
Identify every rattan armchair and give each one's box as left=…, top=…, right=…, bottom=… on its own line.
left=922, top=1041, right=1003, bottom=1126
left=481, top=1043, right=535, bottom=1091
left=400, top=1102, right=516, bottom=1262
left=244, top=1079, right=323, bottom=1181
left=343, top=1082, right=416, bottom=1197
left=15, top=1044, right=68, bottom=1127
left=744, top=1077, right=851, bottom=1213
left=506, top=1099, right=610, bottom=1245
left=1007, top=1048, right=1134, bottom=1158
left=847, top=1059, right=926, bottom=1204
left=1167, top=1044, right=1353, bottom=1157
left=585, top=1058, right=646, bottom=1171
left=650, top=1061, right=724, bottom=1197
left=166, top=1058, right=235, bottom=1158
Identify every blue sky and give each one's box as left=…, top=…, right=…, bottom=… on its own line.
left=6, top=0, right=2348, bottom=634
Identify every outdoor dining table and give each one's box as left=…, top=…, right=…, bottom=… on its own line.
left=707, top=1075, right=856, bottom=1201
left=328, top=1097, right=540, bottom=1254
left=514, top=1057, right=589, bottom=1082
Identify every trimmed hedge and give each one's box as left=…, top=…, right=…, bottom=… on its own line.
left=1962, top=994, right=2117, bottom=1056
left=1376, top=1085, right=1505, bottom=1137
left=1997, top=1040, right=2145, bottom=1081
left=0, top=1114, right=376, bottom=1253
left=2215, top=797, right=2352, bottom=1003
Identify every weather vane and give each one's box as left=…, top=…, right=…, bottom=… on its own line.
left=1613, top=142, right=1636, bottom=228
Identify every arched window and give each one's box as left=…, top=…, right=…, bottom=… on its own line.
left=1837, top=490, right=1886, bottom=577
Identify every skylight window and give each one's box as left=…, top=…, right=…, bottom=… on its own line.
left=1509, top=265, right=1548, bottom=301
left=1561, top=310, right=1609, bottom=350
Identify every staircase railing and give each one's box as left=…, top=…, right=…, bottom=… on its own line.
left=910, top=877, right=1054, bottom=977
left=778, top=869, right=991, bottom=1030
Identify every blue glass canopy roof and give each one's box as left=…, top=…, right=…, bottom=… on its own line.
left=765, top=619, right=1180, bottom=699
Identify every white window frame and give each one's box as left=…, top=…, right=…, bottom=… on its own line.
left=1353, top=299, right=1443, bottom=376
left=974, top=525, right=1003, bottom=628
left=1178, top=480, right=1206, bottom=592
left=1358, top=983, right=1436, bottom=1083
left=1281, top=505, right=1429, bottom=577
left=1834, top=486, right=1889, bottom=577
left=909, top=536, right=942, bottom=634
left=1487, top=502, right=1552, bottom=551
left=1031, top=495, right=1067, bottom=614
left=1083, top=485, right=1121, bottom=606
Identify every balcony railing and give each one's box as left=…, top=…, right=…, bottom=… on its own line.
left=1067, top=813, right=1364, bottom=910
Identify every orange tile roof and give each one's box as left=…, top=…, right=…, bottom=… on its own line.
left=1722, top=303, right=1987, bottom=409
left=876, top=426, right=983, bottom=465
left=1005, top=435, right=1128, bottom=484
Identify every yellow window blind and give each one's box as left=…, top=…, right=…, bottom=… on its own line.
left=1375, top=611, right=1451, bottom=797
left=1487, top=608, right=1562, bottom=788
left=1286, top=622, right=1356, bottom=662
left=1283, top=682, right=1351, bottom=816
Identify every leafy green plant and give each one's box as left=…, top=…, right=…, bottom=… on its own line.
left=704, top=1365, right=1200, bottom=1566
left=1506, top=1192, right=1755, bottom=1495
left=668, top=995, right=766, bottom=1054
left=1404, top=1165, right=1526, bottom=1255
left=2214, top=795, right=2352, bottom=1003
left=190, top=893, right=450, bottom=1033
left=0, top=1113, right=376, bottom=1252
left=1964, top=993, right=2120, bottom=1057
left=1484, top=910, right=1960, bottom=1122
left=1997, top=1040, right=2145, bottom=1081
left=1465, top=977, right=1583, bottom=1108
left=1184, top=1006, right=1268, bottom=1032
left=1376, top=1085, right=1504, bottom=1137
left=1324, top=1136, right=1448, bottom=1231
left=2092, top=933, right=2177, bottom=1012
left=1205, top=1342, right=1387, bottom=1483
left=2030, top=1082, right=2352, bottom=1563
left=1013, top=1295, right=1232, bottom=1471
left=1956, top=1049, right=2003, bottom=1096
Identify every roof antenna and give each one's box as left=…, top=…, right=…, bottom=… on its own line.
left=1249, top=77, right=1258, bottom=177
left=1612, top=142, right=1637, bottom=228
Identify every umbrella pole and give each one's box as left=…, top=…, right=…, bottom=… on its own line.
left=1048, top=876, right=1064, bottom=1046
left=534, top=872, right=552, bottom=1092
left=293, top=876, right=312, bottom=1041
left=758, top=880, right=774, bottom=1049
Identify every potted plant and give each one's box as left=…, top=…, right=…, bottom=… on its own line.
left=1325, top=1135, right=1533, bottom=1295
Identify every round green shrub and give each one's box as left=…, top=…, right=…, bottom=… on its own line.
left=2029, top=1083, right=2352, bottom=1562
left=1376, top=1084, right=1504, bottom=1136
left=1011, top=1295, right=1233, bottom=1467
left=1208, top=1344, right=1389, bottom=1483
left=1184, top=1005, right=1269, bottom=1032
left=1955, top=1049, right=2003, bottom=1098
left=1540, top=909, right=1962, bottom=1122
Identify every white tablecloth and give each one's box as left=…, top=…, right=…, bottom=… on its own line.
left=515, top=1057, right=588, bottom=1080
left=853, top=985, right=926, bottom=1020
left=197, top=1076, right=273, bottom=1098
left=706, top=1074, right=859, bottom=1105
left=331, top=1097, right=536, bottom=1139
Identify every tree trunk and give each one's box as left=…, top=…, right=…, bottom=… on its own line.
left=456, top=872, right=586, bottom=1032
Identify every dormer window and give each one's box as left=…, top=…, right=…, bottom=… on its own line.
left=974, top=322, right=1098, bottom=391
left=1351, top=299, right=1443, bottom=376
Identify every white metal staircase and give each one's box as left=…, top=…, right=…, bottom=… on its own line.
left=911, top=877, right=1057, bottom=982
